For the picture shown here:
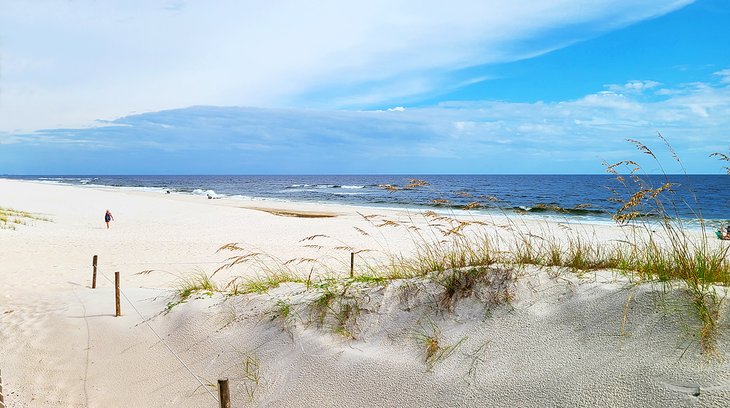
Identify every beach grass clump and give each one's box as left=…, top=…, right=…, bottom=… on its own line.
left=332, top=301, right=359, bottom=338
left=429, top=266, right=515, bottom=311
left=215, top=243, right=307, bottom=294
left=305, top=278, right=365, bottom=337
left=240, top=353, right=262, bottom=401
left=228, top=271, right=304, bottom=295
left=602, top=137, right=730, bottom=351
left=615, top=236, right=730, bottom=285
left=563, top=236, right=629, bottom=272
left=271, top=299, right=292, bottom=321
left=370, top=223, right=503, bottom=280
left=310, top=282, right=338, bottom=327
left=0, top=206, right=52, bottom=229
left=167, top=272, right=217, bottom=310
left=413, top=320, right=467, bottom=371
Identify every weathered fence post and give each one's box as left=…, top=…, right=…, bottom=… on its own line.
left=218, top=379, right=230, bottom=408
left=350, top=252, right=355, bottom=278
left=92, top=255, right=98, bottom=289
left=115, top=272, right=121, bottom=317
left=0, top=368, right=6, bottom=408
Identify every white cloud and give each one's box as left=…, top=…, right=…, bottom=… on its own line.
left=713, top=69, right=730, bottom=84
left=606, top=80, right=662, bottom=93
left=0, top=0, right=692, bottom=132
left=8, top=70, right=729, bottom=174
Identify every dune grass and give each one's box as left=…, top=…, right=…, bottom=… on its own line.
left=239, top=352, right=262, bottom=401
left=0, top=206, right=52, bottom=229
left=207, top=207, right=727, bottom=351
left=166, top=271, right=218, bottom=311
left=172, top=138, right=729, bottom=352
left=413, top=319, right=467, bottom=371
left=207, top=214, right=727, bottom=351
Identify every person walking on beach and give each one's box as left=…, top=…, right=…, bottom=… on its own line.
left=104, top=209, right=114, bottom=229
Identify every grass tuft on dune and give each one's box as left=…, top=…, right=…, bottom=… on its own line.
left=0, top=206, right=52, bottom=230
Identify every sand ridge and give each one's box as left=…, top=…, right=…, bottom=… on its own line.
left=245, top=207, right=339, bottom=218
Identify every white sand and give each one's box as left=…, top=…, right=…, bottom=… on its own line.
left=1, top=178, right=728, bottom=407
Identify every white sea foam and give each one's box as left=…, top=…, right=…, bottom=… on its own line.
left=227, top=194, right=255, bottom=200
left=192, top=189, right=223, bottom=198
left=117, top=186, right=168, bottom=193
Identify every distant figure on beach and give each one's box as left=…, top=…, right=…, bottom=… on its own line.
left=104, top=209, right=114, bottom=229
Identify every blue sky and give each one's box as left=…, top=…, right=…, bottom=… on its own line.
left=1, top=0, right=729, bottom=174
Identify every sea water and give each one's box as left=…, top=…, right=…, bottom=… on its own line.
left=6, top=174, right=730, bottom=223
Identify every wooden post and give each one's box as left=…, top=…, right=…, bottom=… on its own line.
left=0, top=368, right=5, bottom=408
left=115, top=272, right=121, bottom=317
left=350, top=252, right=355, bottom=278
left=92, top=255, right=98, bottom=289
left=218, top=379, right=230, bottom=408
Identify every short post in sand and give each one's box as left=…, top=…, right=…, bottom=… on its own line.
left=92, top=255, right=98, bottom=289
left=114, top=271, right=121, bottom=317
left=350, top=252, right=355, bottom=278
left=0, top=368, right=5, bottom=408
left=218, top=379, right=230, bottom=408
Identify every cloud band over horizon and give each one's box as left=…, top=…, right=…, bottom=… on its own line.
left=2, top=70, right=729, bottom=175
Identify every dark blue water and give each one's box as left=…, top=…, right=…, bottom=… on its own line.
left=5, top=175, right=730, bottom=222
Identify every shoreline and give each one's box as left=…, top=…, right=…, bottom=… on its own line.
left=5, top=176, right=716, bottom=229
left=1, top=178, right=728, bottom=407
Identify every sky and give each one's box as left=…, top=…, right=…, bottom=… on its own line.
left=1, top=0, right=729, bottom=174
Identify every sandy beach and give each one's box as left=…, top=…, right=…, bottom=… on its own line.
left=1, top=178, right=729, bottom=407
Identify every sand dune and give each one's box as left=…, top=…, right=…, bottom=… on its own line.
left=1, top=179, right=728, bottom=407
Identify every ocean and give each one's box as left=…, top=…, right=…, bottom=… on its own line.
left=5, top=174, right=730, bottom=223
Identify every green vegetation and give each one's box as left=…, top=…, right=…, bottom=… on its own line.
left=412, top=320, right=467, bottom=371
left=168, top=138, right=729, bottom=354
left=166, top=272, right=217, bottom=311
left=240, top=352, right=261, bottom=401
left=214, top=243, right=306, bottom=294
left=0, top=206, right=52, bottom=229
left=271, top=299, right=292, bottom=321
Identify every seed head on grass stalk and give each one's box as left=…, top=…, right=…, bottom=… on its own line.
left=605, top=136, right=730, bottom=352
left=710, top=151, right=730, bottom=174
left=215, top=242, right=312, bottom=293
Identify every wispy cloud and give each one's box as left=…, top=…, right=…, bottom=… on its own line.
left=0, top=0, right=692, bottom=132
left=3, top=70, right=728, bottom=174
left=606, top=80, right=662, bottom=94
left=713, top=69, right=730, bottom=84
